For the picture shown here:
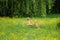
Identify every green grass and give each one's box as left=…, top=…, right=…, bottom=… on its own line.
left=0, top=17, right=60, bottom=40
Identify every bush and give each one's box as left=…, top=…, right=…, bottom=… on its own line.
left=57, top=22, right=60, bottom=29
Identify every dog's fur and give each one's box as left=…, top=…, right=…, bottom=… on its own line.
left=26, top=18, right=39, bottom=28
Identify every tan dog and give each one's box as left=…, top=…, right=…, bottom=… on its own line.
left=26, top=18, right=39, bottom=28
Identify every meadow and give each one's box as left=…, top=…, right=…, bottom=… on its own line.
left=0, top=17, right=60, bottom=40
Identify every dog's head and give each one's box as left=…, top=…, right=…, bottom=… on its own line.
left=26, top=17, right=30, bottom=21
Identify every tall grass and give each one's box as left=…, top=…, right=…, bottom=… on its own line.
left=0, top=17, right=60, bottom=40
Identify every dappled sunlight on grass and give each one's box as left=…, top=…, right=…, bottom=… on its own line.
left=52, top=38, right=58, bottom=40
left=0, top=17, right=59, bottom=40
left=0, top=32, right=4, bottom=35
left=10, top=33, right=20, bottom=40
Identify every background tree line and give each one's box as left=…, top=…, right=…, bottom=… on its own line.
left=0, top=0, right=59, bottom=17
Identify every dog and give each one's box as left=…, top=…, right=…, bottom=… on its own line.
left=26, top=17, right=39, bottom=28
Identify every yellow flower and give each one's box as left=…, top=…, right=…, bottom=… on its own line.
left=22, top=37, right=27, bottom=40
left=0, top=32, right=4, bottom=35
left=52, top=38, right=57, bottom=40
left=11, top=33, right=20, bottom=39
left=45, top=34, right=50, bottom=40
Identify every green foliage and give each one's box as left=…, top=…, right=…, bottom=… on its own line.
left=0, top=0, right=56, bottom=17
left=57, top=23, right=60, bottom=28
